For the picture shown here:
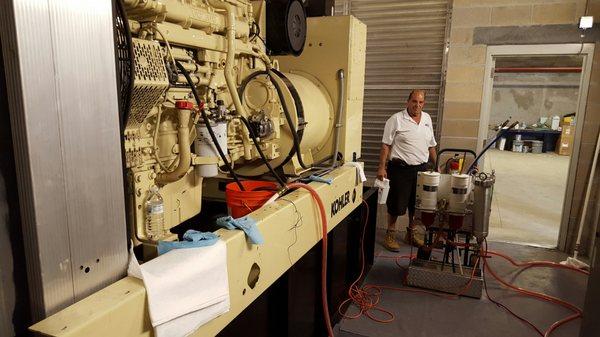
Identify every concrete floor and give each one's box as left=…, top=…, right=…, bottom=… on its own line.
left=336, top=229, right=587, bottom=337
left=483, top=149, right=570, bottom=247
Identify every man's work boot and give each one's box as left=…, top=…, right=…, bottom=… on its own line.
left=404, top=227, right=424, bottom=248
left=383, top=231, right=401, bottom=252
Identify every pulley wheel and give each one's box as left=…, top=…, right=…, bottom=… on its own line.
left=267, top=0, right=307, bottom=56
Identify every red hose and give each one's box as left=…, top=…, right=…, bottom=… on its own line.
left=484, top=257, right=582, bottom=314
left=292, top=184, right=588, bottom=337
left=486, top=250, right=589, bottom=276
left=483, top=241, right=585, bottom=337
left=544, top=313, right=582, bottom=337
left=483, top=276, right=544, bottom=336
left=285, top=183, right=334, bottom=337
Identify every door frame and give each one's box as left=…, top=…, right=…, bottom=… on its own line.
left=478, top=43, right=595, bottom=251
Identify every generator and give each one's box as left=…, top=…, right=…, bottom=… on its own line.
left=17, top=0, right=367, bottom=336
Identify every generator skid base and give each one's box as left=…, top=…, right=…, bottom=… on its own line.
left=406, top=259, right=483, bottom=299
left=30, top=166, right=363, bottom=337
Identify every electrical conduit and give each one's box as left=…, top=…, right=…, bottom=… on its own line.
left=314, top=69, right=345, bottom=170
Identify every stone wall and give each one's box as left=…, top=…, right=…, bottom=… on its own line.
left=441, top=0, right=600, bottom=253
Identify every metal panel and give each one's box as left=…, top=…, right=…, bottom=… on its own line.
left=335, top=0, right=450, bottom=180
left=407, top=260, right=483, bottom=299
left=0, top=0, right=128, bottom=320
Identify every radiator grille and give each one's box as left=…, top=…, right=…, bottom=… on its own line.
left=129, top=38, right=169, bottom=125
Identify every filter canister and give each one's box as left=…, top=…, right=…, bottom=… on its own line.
left=416, top=171, right=440, bottom=211
left=195, top=122, right=227, bottom=178
left=449, top=173, right=470, bottom=213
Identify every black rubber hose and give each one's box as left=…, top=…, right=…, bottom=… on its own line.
left=466, top=121, right=519, bottom=174
left=269, top=69, right=310, bottom=169
left=175, top=61, right=245, bottom=191
left=238, top=70, right=309, bottom=169
left=238, top=116, right=286, bottom=188
left=238, top=71, right=295, bottom=170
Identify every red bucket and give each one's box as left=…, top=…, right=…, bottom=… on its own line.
left=225, top=181, right=278, bottom=218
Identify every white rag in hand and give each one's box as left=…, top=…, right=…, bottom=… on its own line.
left=128, top=240, right=230, bottom=337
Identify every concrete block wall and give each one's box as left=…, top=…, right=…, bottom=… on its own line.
left=490, top=72, right=580, bottom=128
left=441, top=0, right=587, bottom=152
left=441, top=0, right=600, bottom=253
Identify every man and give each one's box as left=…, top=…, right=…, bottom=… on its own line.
left=377, top=90, right=437, bottom=252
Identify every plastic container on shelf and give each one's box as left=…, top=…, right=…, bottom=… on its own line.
left=531, top=140, right=543, bottom=154
left=512, top=140, right=524, bottom=152
left=551, top=116, right=560, bottom=130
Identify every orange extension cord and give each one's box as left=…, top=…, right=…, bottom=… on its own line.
left=287, top=186, right=589, bottom=337
left=284, top=182, right=334, bottom=337
left=486, top=250, right=589, bottom=276
left=333, top=200, right=588, bottom=337
left=483, top=240, right=587, bottom=337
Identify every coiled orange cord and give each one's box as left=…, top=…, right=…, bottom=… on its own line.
left=333, top=201, right=587, bottom=337
left=286, top=186, right=589, bottom=337
left=337, top=201, right=479, bottom=324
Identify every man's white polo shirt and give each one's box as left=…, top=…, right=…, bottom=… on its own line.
left=381, top=109, right=437, bottom=166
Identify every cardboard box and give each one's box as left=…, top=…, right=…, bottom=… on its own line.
left=561, top=125, right=574, bottom=137
left=556, top=136, right=573, bottom=156
left=561, top=116, right=575, bottom=126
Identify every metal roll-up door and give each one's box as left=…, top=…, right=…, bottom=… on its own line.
left=335, top=0, right=450, bottom=181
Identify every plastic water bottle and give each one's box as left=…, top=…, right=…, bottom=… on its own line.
left=145, top=185, right=164, bottom=240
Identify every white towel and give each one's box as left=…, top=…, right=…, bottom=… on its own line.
left=344, top=162, right=367, bottom=184
left=128, top=240, right=230, bottom=337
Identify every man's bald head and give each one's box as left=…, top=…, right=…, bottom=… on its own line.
left=407, top=90, right=426, bottom=102
left=406, top=90, right=426, bottom=116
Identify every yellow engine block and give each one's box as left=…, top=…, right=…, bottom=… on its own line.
left=119, top=0, right=365, bottom=250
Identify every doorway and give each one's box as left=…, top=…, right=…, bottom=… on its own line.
left=478, top=44, right=595, bottom=249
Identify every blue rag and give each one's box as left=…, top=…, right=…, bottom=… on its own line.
left=309, top=174, right=333, bottom=185
left=157, top=230, right=219, bottom=255
left=216, top=215, right=264, bottom=245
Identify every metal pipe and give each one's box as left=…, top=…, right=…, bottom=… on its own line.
left=330, top=69, right=345, bottom=168
left=313, top=69, right=345, bottom=170
left=124, top=0, right=249, bottom=38
left=156, top=107, right=192, bottom=184
left=495, top=67, right=582, bottom=73
left=208, top=0, right=249, bottom=118
left=175, top=74, right=209, bottom=86
left=179, top=62, right=212, bottom=74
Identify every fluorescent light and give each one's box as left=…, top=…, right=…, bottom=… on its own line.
left=579, top=16, right=594, bottom=29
